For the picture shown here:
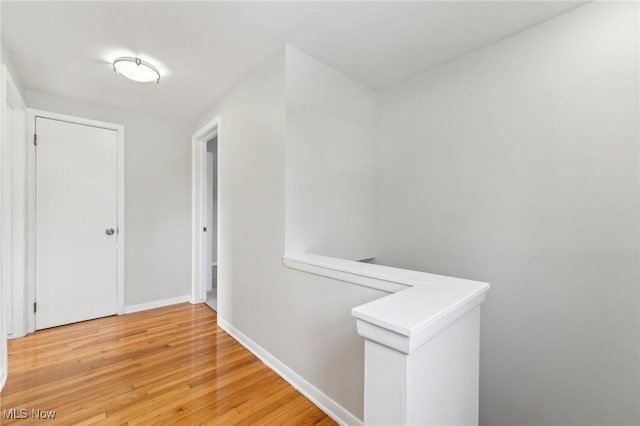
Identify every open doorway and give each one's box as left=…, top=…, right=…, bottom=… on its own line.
left=191, top=115, right=220, bottom=311
left=205, top=136, right=218, bottom=311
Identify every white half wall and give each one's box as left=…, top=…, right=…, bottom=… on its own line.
left=376, top=3, right=639, bottom=425
left=285, top=45, right=377, bottom=261
left=25, top=90, right=192, bottom=307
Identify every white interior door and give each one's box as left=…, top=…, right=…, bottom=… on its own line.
left=35, top=117, right=118, bottom=330
left=205, top=152, right=214, bottom=291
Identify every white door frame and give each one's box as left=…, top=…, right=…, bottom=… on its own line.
left=1, top=66, right=27, bottom=341
left=26, top=109, right=125, bottom=333
left=191, top=115, right=220, bottom=305
left=0, top=65, right=27, bottom=389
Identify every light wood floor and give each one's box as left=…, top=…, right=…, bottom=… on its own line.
left=0, top=303, right=336, bottom=425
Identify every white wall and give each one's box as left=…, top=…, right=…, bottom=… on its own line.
left=0, top=9, right=27, bottom=387
left=284, top=47, right=381, bottom=415
left=25, top=90, right=192, bottom=306
left=285, top=46, right=377, bottom=261
left=1, top=30, right=28, bottom=343
left=0, top=4, right=7, bottom=389
left=376, top=3, right=639, bottom=425
left=0, top=45, right=24, bottom=99
left=193, top=47, right=385, bottom=421
left=193, top=50, right=288, bottom=327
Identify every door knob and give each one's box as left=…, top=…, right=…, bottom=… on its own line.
left=106, top=228, right=115, bottom=236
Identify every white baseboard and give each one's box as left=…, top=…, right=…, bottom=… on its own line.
left=124, top=295, right=191, bottom=314
left=8, top=331, right=27, bottom=340
left=217, top=317, right=363, bottom=426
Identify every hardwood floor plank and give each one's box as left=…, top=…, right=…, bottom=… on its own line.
left=0, top=303, right=337, bottom=425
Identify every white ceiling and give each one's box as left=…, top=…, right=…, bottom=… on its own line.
left=2, top=1, right=583, bottom=124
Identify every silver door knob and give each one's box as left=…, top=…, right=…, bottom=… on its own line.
left=106, top=228, right=115, bottom=236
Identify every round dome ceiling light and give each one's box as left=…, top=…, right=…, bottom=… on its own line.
left=112, top=57, right=161, bottom=83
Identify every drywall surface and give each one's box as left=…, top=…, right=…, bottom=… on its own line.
left=376, top=2, right=639, bottom=425
left=25, top=90, right=192, bottom=306
left=285, top=45, right=377, bottom=261
left=193, top=49, right=385, bottom=420
left=192, top=51, right=288, bottom=329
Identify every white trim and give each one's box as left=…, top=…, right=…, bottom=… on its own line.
left=26, top=108, right=125, bottom=333
left=124, top=295, right=191, bottom=314
left=283, top=253, right=486, bottom=294
left=217, top=316, right=363, bottom=426
left=283, top=254, right=406, bottom=294
left=191, top=115, right=220, bottom=305
left=0, top=367, right=6, bottom=391
left=26, top=109, right=35, bottom=333
left=0, top=67, right=8, bottom=392
left=284, top=253, right=489, bottom=354
left=4, top=67, right=27, bottom=339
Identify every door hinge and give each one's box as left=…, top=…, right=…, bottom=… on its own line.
left=33, top=302, right=37, bottom=313
left=33, top=134, right=38, bottom=146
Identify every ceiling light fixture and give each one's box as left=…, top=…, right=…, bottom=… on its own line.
left=112, top=57, right=161, bottom=83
